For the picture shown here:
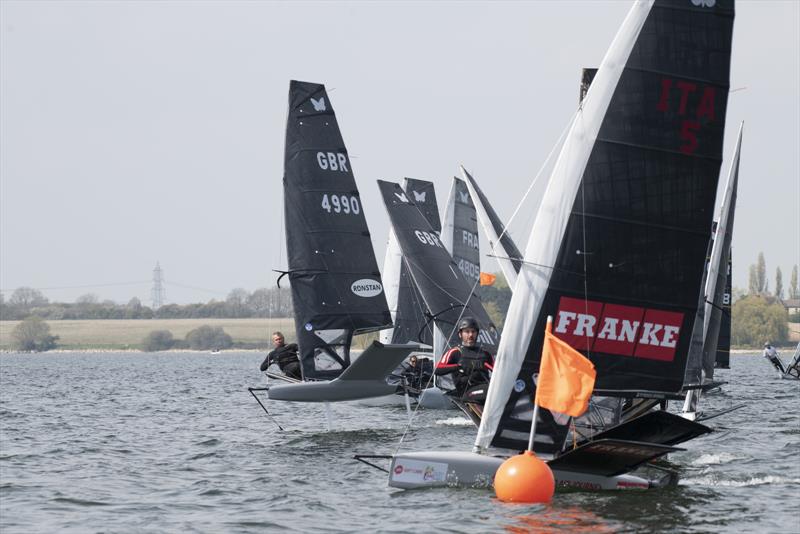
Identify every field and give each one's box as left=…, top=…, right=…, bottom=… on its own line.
left=0, top=318, right=297, bottom=350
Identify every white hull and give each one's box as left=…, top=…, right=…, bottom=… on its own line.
left=389, top=451, right=652, bottom=491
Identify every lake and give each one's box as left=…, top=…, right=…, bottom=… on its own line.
left=1, top=351, right=798, bottom=532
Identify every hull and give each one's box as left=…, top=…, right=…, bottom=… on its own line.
left=388, top=451, right=655, bottom=491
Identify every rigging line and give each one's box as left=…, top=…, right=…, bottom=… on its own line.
left=1, top=281, right=151, bottom=291
left=485, top=254, right=586, bottom=278
left=578, top=132, right=592, bottom=360
left=162, top=281, right=226, bottom=295
left=493, top=106, right=579, bottom=248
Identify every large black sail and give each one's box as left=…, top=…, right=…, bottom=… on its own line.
left=383, top=178, right=441, bottom=345
left=284, top=80, right=392, bottom=380
left=476, top=0, right=734, bottom=453
left=378, top=180, right=499, bottom=353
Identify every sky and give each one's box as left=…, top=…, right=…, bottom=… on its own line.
left=1, top=0, right=798, bottom=306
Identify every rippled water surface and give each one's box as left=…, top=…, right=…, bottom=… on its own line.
left=1, top=352, right=798, bottom=533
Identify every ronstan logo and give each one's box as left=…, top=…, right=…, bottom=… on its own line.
left=350, top=279, right=383, bottom=298
left=554, top=296, right=684, bottom=362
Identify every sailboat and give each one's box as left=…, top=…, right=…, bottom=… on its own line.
left=375, top=177, right=453, bottom=408
left=377, top=179, right=500, bottom=358
left=373, top=0, right=736, bottom=490
left=682, top=122, right=743, bottom=418
left=262, top=81, right=419, bottom=403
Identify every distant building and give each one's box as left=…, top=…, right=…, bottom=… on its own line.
left=782, top=298, right=800, bottom=315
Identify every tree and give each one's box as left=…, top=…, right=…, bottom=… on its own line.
left=775, top=267, right=784, bottom=299
left=731, top=295, right=788, bottom=347
left=76, top=293, right=99, bottom=305
left=791, top=265, right=799, bottom=299
left=9, top=287, right=48, bottom=308
left=247, top=288, right=271, bottom=317
left=142, top=330, right=175, bottom=351
left=185, top=325, right=233, bottom=350
left=11, top=316, right=58, bottom=351
left=748, top=265, right=759, bottom=295
left=227, top=288, right=250, bottom=317
left=756, top=252, right=767, bottom=294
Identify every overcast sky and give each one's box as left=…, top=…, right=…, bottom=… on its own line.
left=1, top=0, right=798, bottom=305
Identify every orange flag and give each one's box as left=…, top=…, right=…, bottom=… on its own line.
left=534, top=318, right=596, bottom=417
left=479, top=272, right=497, bottom=286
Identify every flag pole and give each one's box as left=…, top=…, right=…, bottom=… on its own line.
left=527, top=316, right=552, bottom=453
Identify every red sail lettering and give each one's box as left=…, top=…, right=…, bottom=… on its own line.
left=675, top=81, right=697, bottom=116
left=656, top=78, right=673, bottom=112
left=696, top=86, right=716, bottom=121
left=680, top=120, right=700, bottom=155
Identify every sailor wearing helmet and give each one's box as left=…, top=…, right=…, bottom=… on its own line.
left=435, top=317, right=494, bottom=400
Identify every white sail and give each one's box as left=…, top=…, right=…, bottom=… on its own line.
left=474, top=0, right=655, bottom=452
left=703, top=122, right=743, bottom=345
left=379, top=227, right=403, bottom=344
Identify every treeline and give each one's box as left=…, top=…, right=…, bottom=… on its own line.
left=731, top=254, right=798, bottom=347
left=0, top=286, right=294, bottom=321
left=0, top=283, right=517, bottom=326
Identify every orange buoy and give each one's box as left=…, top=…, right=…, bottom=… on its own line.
left=494, top=451, right=555, bottom=503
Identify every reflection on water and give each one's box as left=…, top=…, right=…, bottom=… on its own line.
left=0, top=352, right=798, bottom=532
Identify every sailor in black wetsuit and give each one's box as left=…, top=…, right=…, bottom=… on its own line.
left=435, top=317, right=494, bottom=401
left=260, top=331, right=301, bottom=380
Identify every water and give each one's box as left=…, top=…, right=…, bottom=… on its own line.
left=1, top=352, right=798, bottom=533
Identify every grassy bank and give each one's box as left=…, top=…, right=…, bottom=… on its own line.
left=0, top=318, right=297, bottom=350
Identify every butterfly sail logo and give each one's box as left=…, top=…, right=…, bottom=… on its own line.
left=691, top=0, right=715, bottom=7
left=412, top=190, right=426, bottom=202
left=310, top=97, right=326, bottom=111
left=458, top=191, right=469, bottom=203
left=394, top=192, right=409, bottom=203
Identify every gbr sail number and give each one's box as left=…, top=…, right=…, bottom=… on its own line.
left=321, top=193, right=361, bottom=215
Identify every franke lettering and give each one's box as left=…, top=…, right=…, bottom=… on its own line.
left=316, top=152, right=349, bottom=172
left=554, top=296, right=684, bottom=362
left=655, top=77, right=717, bottom=155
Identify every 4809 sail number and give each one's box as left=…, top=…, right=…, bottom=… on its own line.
left=321, top=194, right=361, bottom=215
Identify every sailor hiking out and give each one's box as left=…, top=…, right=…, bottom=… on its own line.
left=260, top=331, right=302, bottom=380
left=435, top=317, right=494, bottom=402
left=763, top=342, right=786, bottom=375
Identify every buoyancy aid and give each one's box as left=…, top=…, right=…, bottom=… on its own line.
left=457, top=346, right=492, bottom=376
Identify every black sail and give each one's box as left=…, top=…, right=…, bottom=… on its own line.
left=715, top=253, right=732, bottom=369
left=476, top=0, right=735, bottom=454
left=284, top=80, right=391, bottom=380
left=443, top=177, right=482, bottom=286
left=378, top=180, right=499, bottom=353
left=389, top=178, right=441, bottom=345
left=537, top=0, right=734, bottom=394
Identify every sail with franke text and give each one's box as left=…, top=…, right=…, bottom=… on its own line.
left=378, top=179, right=499, bottom=354
left=476, top=0, right=735, bottom=453
left=381, top=178, right=441, bottom=345
left=284, top=80, right=392, bottom=380
left=442, top=177, right=482, bottom=289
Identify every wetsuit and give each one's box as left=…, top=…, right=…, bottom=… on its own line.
left=435, top=345, right=494, bottom=398
left=763, top=345, right=785, bottom=374
left=260, top=343, right=301, bottom=379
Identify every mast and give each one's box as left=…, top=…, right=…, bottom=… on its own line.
left=476, top=0, right=735, bottom=453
